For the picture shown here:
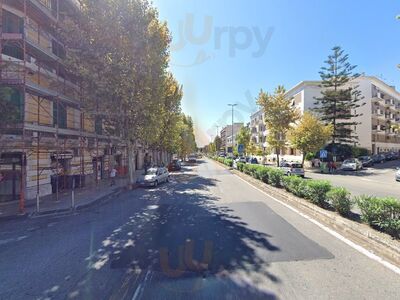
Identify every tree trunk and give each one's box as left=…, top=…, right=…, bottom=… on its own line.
left=302, top=152, right=306, bottom=165
left=276, top=147, right=280, bottom=167
left=127, top=141, right=136, bottom=187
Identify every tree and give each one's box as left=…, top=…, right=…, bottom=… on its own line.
left=288, top=112, right=333, bottom=164
left=214, top=135, right=222, bottom=152
left=178, top=115, right=197, bottom=159
left=313, top=46, right=364, bottom=145
left=58, top=0, right=180, bottom=184
left=235, top=126, right=250, bottom=154
left=246, top=141, right=258, bottom=155
left=257, top=86, right=300, bottom=166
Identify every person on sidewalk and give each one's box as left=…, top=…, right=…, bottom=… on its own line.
left=110, top=167, right=117, bottom=186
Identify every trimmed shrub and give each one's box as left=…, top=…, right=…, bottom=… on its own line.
left=224, top=158, right=233, bottom=167
left=236, top=162, right=245, bottom=172
left=304, top=152, right=315, bottom=161
left=326, top=187, right=352, bottom=216
left=356, top=195, right=400, bottom=238
left=256, top=167, right=269, bottom=183
left=304, top=180, right=331, bottom=207
left=267, top=168, right=284, bottom=187
left=282, top=176, right=307, bottom=198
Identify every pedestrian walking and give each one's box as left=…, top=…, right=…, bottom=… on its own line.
left=110, top=167, right=117, bottom=186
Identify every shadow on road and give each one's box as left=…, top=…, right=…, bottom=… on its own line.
left=89, top=172, right=280, bottom=298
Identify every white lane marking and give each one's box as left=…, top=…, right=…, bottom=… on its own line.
left=0, top=235, right=28, bottom=246
left=233, top=173, right=400, bottom=276
left=131, top=269, right=152, bottom=300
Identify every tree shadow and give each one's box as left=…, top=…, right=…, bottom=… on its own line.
left=84, top=173, right=282, bottom=298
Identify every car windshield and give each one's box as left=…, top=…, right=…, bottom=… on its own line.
left=344, top=159, right=355, bottom=163
left=291, top=163, right=303, bottom=168
left=146, top=168, right=158, bottom=175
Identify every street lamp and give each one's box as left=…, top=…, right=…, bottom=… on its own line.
left=228, top=104, right=237, bottom=154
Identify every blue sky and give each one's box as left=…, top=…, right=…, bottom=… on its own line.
left=153, top=0, right=400, bottom=146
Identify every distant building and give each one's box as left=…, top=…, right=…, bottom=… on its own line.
left=220, top=123, right=243, bottom=153
left=250, top=109, right=267, bottom=151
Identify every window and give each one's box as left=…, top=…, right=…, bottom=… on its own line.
left=52, top=40, right=66, bottom=59
left=53, top=102, right=67, bottom=128
left=95, top=116, right=103, bottom=135
left=2, top=10, right=24, bottom=34
left=0, top=87, right=23, bottom=123
left=2, top=45, right=23, bottom=60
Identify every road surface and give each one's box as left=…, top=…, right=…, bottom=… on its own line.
left=0, top=159, right=399, bottom=299
left=307, top=160, right=400, bottom=199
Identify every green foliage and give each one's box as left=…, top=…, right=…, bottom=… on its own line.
left=282, top=176, right=307, bottom=198
left=223, top=158, right=233, bottom=167
left=352, top=146, right=369, bottom=157
left=326, top=187, right=352, bottom=216
left=356, top=196, right=400, bottom=237
left=257, top=86, right=300, bottom=166
left=267, top=168, right=284, bottom=187
left=313, top=46, right=364, bottom=144
left=305, top=152, right=315, bottom=161
left=288, top=112, right=332, bottom=163
left=235, top=126, right=251, bottom=154
left=304, top=180, right=332, bottom=207
left=256, top=167, right=270, bottom=183
left=236, top=162, right=245, bottom=172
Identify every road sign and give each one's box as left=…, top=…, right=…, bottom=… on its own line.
left=238, top=144, right=244, bottom=154
left=320, top=150, right=328, bottom=159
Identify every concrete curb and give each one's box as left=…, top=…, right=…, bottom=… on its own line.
left=209, top=158, right=400, bottom=267
left=0, top=213, right=29, bottom=223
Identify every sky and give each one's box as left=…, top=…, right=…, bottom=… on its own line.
left=153, top=0, right=400, bottom=147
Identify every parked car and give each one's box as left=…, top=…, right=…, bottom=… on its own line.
left=280, top=162, right=305, bottom=177
left=168, top=159, right=181, bottom=171
left=250, top=157, right=258, bottom=164
left=371, top=154, right=385, bottom=164
left=137, top=167, right=169, bottom=187
left=385, top=152, right=399, bottom=161
left=358, top=156, right=374, bottom=167
left=341, top=158, right=363, bottom=171
left=188, top=154, right=197, bottom=163
left=236, top=156, right=247, bottom=163
left=396, top=168, right=400, bottom=182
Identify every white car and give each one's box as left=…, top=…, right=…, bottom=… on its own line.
left=396, top=168, right=400, bottom=182
left=280, top=162, right=305, bottom=177
left=341, top=158, right=362, bottom=171
left=138, top=167, right=169, bottom=187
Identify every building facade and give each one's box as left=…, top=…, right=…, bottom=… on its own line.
left=220, top=123, right=243, bottom=153
left=286, top=76, right=400, bottom=154
left=0, top=0, right=130, bottom=206
left=250, top=109, right=267, bottom=151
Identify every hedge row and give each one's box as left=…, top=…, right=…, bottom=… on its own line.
left=212, top=157, right=399, bottom=239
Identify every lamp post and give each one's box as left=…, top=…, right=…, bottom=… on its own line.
left=228, top=104, right=237, bottom=154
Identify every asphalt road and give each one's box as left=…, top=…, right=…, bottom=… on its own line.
left=307, top=160, right=400, bottom=199
left=0, top=159, right=399, bottom=299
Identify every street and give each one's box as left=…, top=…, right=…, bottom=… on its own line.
left=307, top=160, right=400, bottom=199
left=0, top=158, right=399, bottom=300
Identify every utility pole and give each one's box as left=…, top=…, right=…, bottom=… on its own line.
left=228, top=104, right=237, bottom=155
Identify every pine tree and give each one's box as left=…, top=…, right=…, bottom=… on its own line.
left=313, top=46, right=364, bottom=145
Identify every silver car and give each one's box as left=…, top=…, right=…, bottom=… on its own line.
left=280, top=162, right=305, bottom=177
left=341, top=158, right=362, bottom=171
left=138, top=167, right=169, bottom=187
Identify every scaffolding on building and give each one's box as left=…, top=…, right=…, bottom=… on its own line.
left=0, top=0, right=127, bottom=213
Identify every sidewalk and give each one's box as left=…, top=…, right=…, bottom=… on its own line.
left=0, top=170, right=144, bottom=220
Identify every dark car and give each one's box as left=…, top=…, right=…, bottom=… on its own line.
left=358, top=156, right=374, bottom=167
left=371, top=154, right=385, bottom=164
left=168, top=160, right=181, bottom=171
left=250, top=157, right=258, bottom=164
left=385, top=152, right=399, bottom=161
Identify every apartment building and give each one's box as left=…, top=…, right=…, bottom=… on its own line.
left=220, top=123, right=243, bottom=153
left=249, top=109, right=267, bottom=151
left=0, top=0, right=130, bottom=206
left=286, top=76, right=400, bottom=154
